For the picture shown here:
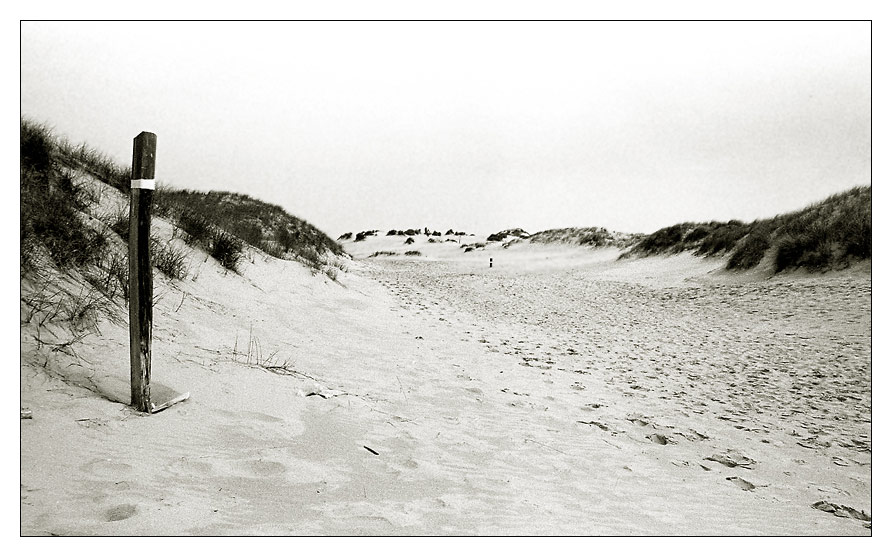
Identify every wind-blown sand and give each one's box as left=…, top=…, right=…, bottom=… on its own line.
left=20, top=235, right=871, bottom=535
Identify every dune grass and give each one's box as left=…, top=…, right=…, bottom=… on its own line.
left=153, top=189, right=343, bottom=275
left=626, top=187, right=871, bottom=273
left=529, top=227, right=640, bottom=249
left=21, top=117, right=345, bottom=279
left=21, top=119, right=107, bottom=272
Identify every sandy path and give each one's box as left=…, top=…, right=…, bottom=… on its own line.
left=20, top=245, right=871, bottom=535
left=351, top=252, right=871, bottom=534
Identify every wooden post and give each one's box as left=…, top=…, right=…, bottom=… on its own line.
left=129, top=132, right=156, bottom=413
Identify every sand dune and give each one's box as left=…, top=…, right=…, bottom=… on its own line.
left=20, top=236, right=870, bottom=535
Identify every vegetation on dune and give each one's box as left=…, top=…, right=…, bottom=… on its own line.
left=21, top=120, right=107, bottom=273
left=529, top=227, right=641, bottom=248
left=626, top=186, right=871, bottom=273
left=333, top=228, right=469, bottom=238
left=153, top=188, right=344, bottom=273
left=21, top=118, right=346, bottom=283
left=630, top=221, right=749, bottom=257
left=487, top=229, right=530, bottom=242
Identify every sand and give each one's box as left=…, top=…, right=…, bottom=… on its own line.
left=20, top=232, right=871, bottom=535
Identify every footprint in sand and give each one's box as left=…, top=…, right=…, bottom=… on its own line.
left=168, top=458, right=214, bottom=476
left=726, top=477, right=757, bottom=491
left=705, top=451, right=756, bottom=469
left=240, top=459, right=287, bottom=476
left=646, top=433, right=673, bottom=445
left=80, top=458, right=133, bottom=480
left=578, top=420, right=609, bottom=431
left=811, top=500, right=871, bottom=522
left=104, top=503, right=138, bottom=522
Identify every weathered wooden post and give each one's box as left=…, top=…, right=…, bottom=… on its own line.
left=129, top=131, right=156, bottom=412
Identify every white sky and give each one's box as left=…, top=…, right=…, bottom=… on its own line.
left=20, top=21, right=870, bottom=237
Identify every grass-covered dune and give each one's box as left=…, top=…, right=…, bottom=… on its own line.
left=529, top=227, right=642, bottom=249
left=20, top=118, right=345, bottom=285
left=623, top=187, right=871, bottom=273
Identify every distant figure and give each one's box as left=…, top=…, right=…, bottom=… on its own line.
left=489, top=257, right=493, bottom=268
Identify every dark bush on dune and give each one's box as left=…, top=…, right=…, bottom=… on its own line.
left=176, top=210, right=214, bottom=248
left=208, top=229, right=243, bottom=272
left=694, top=221, right=748, bottom=256
left=578, top=229, right=610, bottom=247
left=775, top=233, right=831, bottom=272
left=21, top=119, right=54, bottom=183
left=634, top=223, right=689, bottom=254
left=487, top=229, right=530, bottom=242
left=727, top=227, right=771, bottom=270
left=20, top=120, right=106, bottom=271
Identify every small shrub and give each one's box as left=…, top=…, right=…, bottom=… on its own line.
left=152, top=237, right=189, bottom=280
left=231, top=220, right=265, bottom=249
left=209, top=229, right=243, bottom=272
left=296, top=245, right=324, bottom=272
left=108, top=206, right=130, bottom=242
left=276, top=225, right=298, bottom=253
left=369, top=251, right=397, bottom=257
left=579, top=230, right=609, bottom=247
left=177, top=210, right=213, bottom=248
left=695, top=221, right=748, bottom=256
left=262, top=241, right=286, bottom=259
left=58, top=286, right=107, bottom=333
left=405, top=237, right=415, bottom=245
left=634, top=224, right=689, bottom=254
left=20, top=119, right=54, bottom=180
left=727, top=229, right=771, bottom=270
left=774, top=233, right=832, bottom=273
left=338, top=232, right=353, bottom=241
left=404, top=250, right=421, bottom=256
left=86, top=251, right=129, bottom=301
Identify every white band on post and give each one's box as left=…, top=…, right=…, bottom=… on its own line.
left=131, top=179, right=156, bottom=190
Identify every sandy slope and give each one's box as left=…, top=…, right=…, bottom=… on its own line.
left=20, top=234, right=871, bottom=535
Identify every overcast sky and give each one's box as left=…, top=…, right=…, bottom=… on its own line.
left=20, top=21, right=870, bottom=237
